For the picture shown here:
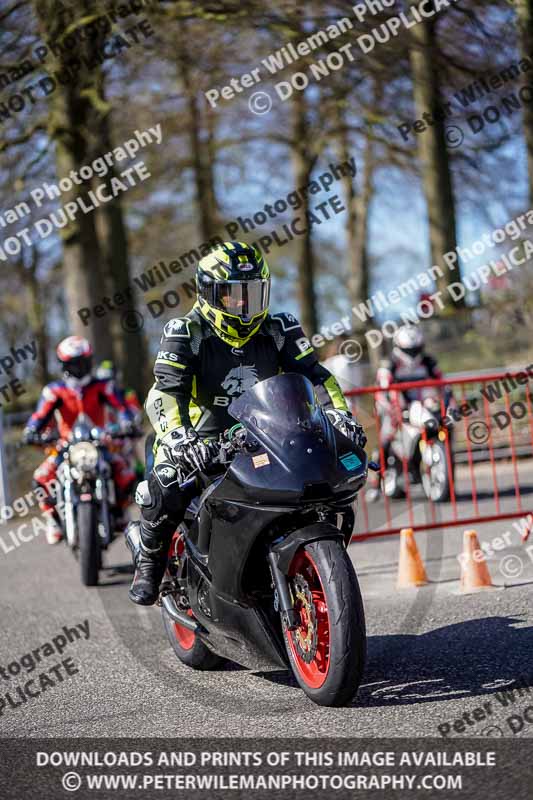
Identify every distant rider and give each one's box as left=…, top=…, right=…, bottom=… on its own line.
left=23, top=337, right=135, bottom=544
left=96, top=359, right=144, bottom=479
left=375, top=325, right=443, bottom=461
left=95, top=360, right=143, bottom=426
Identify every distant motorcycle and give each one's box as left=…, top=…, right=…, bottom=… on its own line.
left=378, top=388, right=454, bottom=503
left=128, top=373, right=374, bottom=707
left=29, top=415, right=138, bottom=586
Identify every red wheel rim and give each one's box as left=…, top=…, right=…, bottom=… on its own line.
left=286, top=549, right=330, bottom=689
left=173, top=611, right=195, bottom=650
left=168, top=530, right=195, bottom=651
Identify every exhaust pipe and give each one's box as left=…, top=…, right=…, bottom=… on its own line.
left=161, top=593, right=201, bottom=633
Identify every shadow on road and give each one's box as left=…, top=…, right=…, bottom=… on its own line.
left=453, top=484, right=533, bottom=503
left=98, top=562, right=134, bottom=586
left=254, top=616, right=533, bottom=708
left=358, top=615, right=533, bottom=708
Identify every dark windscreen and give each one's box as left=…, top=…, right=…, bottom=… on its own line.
left=226, top=373, right=362, bottom=494
left=229, top=373, right=324, bottom=443
left=71, top=414, right=94, bottom=442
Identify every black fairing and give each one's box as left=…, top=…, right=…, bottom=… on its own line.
left=181, top=373, right=368, bottom=670
left=225, top=372, right=366, bottom=504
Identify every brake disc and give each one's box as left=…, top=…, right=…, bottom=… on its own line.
left=292, top=573, right=318, bottom=664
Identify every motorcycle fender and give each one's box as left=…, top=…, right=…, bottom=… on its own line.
left=271, top=522, right=343, bottom=575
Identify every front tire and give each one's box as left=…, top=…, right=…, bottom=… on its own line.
left=283, top=537, right=366, bottom=706
left=383, top=461, right=405, bottom=499
left=78, top=502, right=100, bottom=586
left=421, top=441, right=452, bottom=503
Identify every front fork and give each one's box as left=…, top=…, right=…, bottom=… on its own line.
left=95, top=457, right=113, bottom=547
left=62, top=468, right=77, bottom=549
left=268, top=551, right=299, bottom=630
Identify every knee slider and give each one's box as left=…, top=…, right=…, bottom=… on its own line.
left=146, top=464, right=188, bottom=520
left=134, top=479, right=153, bottom=509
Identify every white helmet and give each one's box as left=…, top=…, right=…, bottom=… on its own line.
left=56, top=335, right=93, bottom=387
left=392, top=325, right=424, bottom=359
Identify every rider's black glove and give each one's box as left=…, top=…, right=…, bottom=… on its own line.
left=326, top=409, right=367, bottom=449
left=164, top=428, right=218, bottom=474
left=22, top=427, right=39, bottom=445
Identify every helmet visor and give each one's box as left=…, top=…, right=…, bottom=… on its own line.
left=401, top=346, right=423, bottom=359
left=61, top=356, right=92, bottom=379
left=211, top=279, right=270, bottom=320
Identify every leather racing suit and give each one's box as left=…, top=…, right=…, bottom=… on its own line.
left=26, top=378, right=136, bottom=518
left=376, top=352, right=443, bottom=452
left=138, top=306, right=351, bottom=552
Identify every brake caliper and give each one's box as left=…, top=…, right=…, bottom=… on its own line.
left=292, top=574, right=318, bottom=663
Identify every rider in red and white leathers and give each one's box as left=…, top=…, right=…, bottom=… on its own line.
left=23, top=337, right=135, bottom=544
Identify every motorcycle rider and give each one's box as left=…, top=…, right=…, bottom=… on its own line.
left=375, top=325, right=443, bottom=460
left=129, top=241, right=366, bottom=605
left=95, top=360, right=143, bottom=425
left=23, top=336, right=136, bottom=544
left=96, top=359, right=144, bottom=479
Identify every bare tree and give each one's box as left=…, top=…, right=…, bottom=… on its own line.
left=409, top=0, right=463, bottom=304
left=291, top=89, right=319, bottom=335
left=516, top=0, right=533, bottom=205
left=32, top=0, right=114, bottom=359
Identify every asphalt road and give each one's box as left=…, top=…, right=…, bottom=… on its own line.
left=1, top=460, right=532, bottom=741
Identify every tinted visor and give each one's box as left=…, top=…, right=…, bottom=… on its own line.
left=402, top=346, right=423, bottom=359
left=212, top=279, right=270, bottom=320
left=61, top=356, right=92, bottom=379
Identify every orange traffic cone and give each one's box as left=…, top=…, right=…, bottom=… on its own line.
left=397, top=528, right=428, bottom=588
left=459, top=530, right=495, bottom=593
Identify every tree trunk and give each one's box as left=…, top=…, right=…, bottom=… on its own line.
left=23, top=266, right=50, bottom=385
left=95, top=110, right=148, bottom=400
left=52, top=89, right=112, bottom=359
left=409, top=1, right=463, bottom=305
left=335, top=112, right=370, bottom=319
left=335, top=103, right=382, bottom=367
left=14, top=252, right=50, bottom=384
left=516, top=0, right=533, bottom=204
left=291, top=91, right=318, bottom=336
left=177, top=24, right=219, bottom=242
left=33, top=0, right=113, bottom=360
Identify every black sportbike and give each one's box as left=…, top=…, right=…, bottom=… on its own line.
left=128, top=373, right=371, bottom=706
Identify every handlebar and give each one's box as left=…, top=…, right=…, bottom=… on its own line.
left=106, top=430, right=144, bottom=440
left=176, top=428, right=376, bottom=488
left=23, top=427, right=143, bottom=447
left=24, top=434, right=57, bottom=446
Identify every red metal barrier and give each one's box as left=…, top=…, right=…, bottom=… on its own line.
left=345, top=370, right=533, bottom=541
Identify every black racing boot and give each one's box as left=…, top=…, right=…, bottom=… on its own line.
left=127, top=522, right=167, bottom=606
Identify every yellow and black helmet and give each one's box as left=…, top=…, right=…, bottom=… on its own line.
left=195, top=241, right=271, bottom=347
